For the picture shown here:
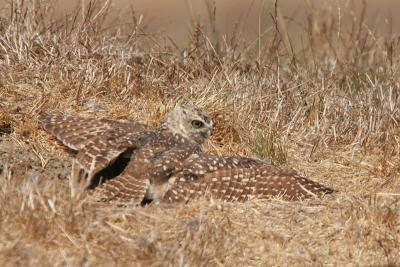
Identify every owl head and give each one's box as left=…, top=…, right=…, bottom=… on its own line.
left=163, top=106, right=213, bottom=144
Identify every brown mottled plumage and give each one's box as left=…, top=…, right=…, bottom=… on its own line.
left=162, top=154, right=333, bottom=203
left=39, top=106, right=333, bottom=205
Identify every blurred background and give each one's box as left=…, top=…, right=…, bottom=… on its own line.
left=1, top=0, right=400, bottom=45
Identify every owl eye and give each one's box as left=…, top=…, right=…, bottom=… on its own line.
left=191, top=120, right=204, bottom=129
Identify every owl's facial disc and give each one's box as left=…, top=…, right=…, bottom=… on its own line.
left=164, top=106, right=213, bottom=144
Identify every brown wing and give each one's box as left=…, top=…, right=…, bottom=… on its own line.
left=87, top=144, right=161, bottom=204
left=39, top=113, right=149, bottom=151
left=90, top=173, right=150, bottom=205
left=162, top=154, right=333, bottom=203
left=39, top=113, right=155, bottom=182
left=75, top=129, right=155, bottom=180
left=90, top=141, right=201, bottom=204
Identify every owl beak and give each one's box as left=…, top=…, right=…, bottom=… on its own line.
left=203, top=129, right=211, bottom=139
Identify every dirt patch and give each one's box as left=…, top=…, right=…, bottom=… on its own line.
left=0, top=138, right=72, bottom=182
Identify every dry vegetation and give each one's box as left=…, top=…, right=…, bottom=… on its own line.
left=1, top=0, right=400, bottom=266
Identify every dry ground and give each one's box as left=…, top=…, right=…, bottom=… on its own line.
left=1, top=1, right=400, bottom=266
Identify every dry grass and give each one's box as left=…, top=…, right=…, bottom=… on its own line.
left=1, top=0, right=400, bottom=266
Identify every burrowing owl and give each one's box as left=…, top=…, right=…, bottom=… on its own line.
left=39, top=106, right=333, bottom=205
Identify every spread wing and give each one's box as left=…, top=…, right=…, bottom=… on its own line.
left=75, top=129, right=155, bottom=181
left=39, top=113, right=150, bottom=151
left=90, top=173, right=150, bottom=205
left=88, top=144, right=164, bottom=205
left=162, top=154, right=333, bottom=203
left=39, top=113, right=155, bottom=183
left=90, top=142, right=201, bottom=204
